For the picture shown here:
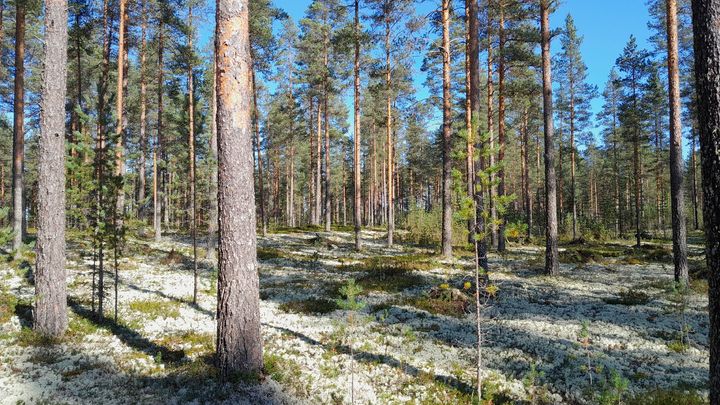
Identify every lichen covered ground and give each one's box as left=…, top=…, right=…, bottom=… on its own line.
left=0, top=228, right=710, bottom=404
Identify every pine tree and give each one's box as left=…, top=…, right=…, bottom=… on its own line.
left=35, top=0, right=69, bottom=339
left=555, top=14, right=596, bottom=240
left=541, top=0, right=558, bottom=276
left=215, top=0, right=263, bottom=377
left=616, top=36, right=651, bottom=248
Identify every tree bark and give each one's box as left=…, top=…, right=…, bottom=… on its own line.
left=138, top=0, right=148, bottom=220
left=541, top=0, right=559, bottom=276
left=35, top=0, right=68, bottom=338
left=441, top=0, right=453, bottom=258
left=215, top=0, right=263, bottom=377
left=385, top=17, right=394, bottom=245
left=188, top=4, right=198, bottom=304
left=353, top=0, right=362, bottom=250
left=666, top=0, right=690, bottom=286
left=251, top=68, right=267, bottom=236
left=12, top=0, right=26, bottom=256
left=496, top=0, right=507, bottom=252
left=115, top=0, right=126, bottom=223
left=691, top=0, right=720, bottom=401
left=155, top=15, right=164, bottom=241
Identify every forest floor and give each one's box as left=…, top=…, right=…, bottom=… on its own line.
left=0, top=227, right=711, bottom=404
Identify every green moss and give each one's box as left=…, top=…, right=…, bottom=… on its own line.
left=128, top=299, right=181, bottom=319
left=67, top=315, right=102, bottom=337
left=279, top=297, right=338, bottom=315
left=627, top=388, right=707, bottom=405
left=0, top=288, right=18, bottom=324
left=406, top=296, right=468, bottom=318
left=263, top=352, right=302, bottom=384
left=16, top=327, right=61, bottom=347
left=603, top=289, right=650, bottom=306
left=666, top=340, right=688, bottom=353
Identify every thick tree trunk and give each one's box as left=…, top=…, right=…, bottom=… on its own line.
left=441, top=0, right=453, bottom=258
left=691, top=1, right=720, bottom=401
left=353, top=0, right=362, bottom=250
left=541, top=0, right=559, bottom=275
left=35, top=0, right=68, bottom=338
left=215, top=0, right=263, bottom=377
left=12, top=0, right=25, bottom=256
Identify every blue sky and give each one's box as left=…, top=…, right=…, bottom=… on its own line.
left=200, top=0, right=655, bottom=137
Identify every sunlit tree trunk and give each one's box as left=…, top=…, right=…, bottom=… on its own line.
left=35, top=0, right=68, bottom=338
left=12, top=0, right=26, bottom=256
left=690, top=0, right=720, bottom=400
left=441, top=0, right=453, bottom=258
left=215, top=0, right=263, bottom=377
left=541, top=0, right=559, bottom=275
left=353, top=0, right=362, bottom=250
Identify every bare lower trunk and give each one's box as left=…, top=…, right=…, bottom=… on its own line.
left=35, top=0, right=68, bottom=338
left=155, top=17, right=164, bottom=241
left=665, top=0, right=689, bottom=285
left=207, top=63, right=218, bottom=261
left=441, top=0, right=453, bottom=258
left=215, top=0, right=263, bottom=376
left=690, top=1, right=720, bottom=401
left=496, top=2, right=506, bottom=252
left=541, top=0, right=559, bottom=275
left=138, top=0, right=148, bottom=220
left=385, top=18, right=394, bottom=245
left=12, top=0, right=25, bottom=256
left=353, top=0, right=362, bottom=250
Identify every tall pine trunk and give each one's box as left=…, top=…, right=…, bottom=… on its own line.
left=215, top=0, right=263, bottom=377
left=12, top=0, right=25, bottom=256
left=691, top=0, right=720, bottom=401
left=666, top=0, right=689, bottom=286
left=188, top=4, right=198, bottom=304
left=541, top=0, right=559, bottom=275
left=496, top=1, right=507, bottom=252
left=385, top=17, right=394, bottom=245
left=441, top=0, right=453, bottom=258
left=138, top=0, right=148, bottom=220
left=353, top=0, right=362, bottom=250
left=35, top=0, right=69, bottom=338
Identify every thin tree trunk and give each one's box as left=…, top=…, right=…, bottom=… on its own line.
left=496, top=1, right=506, bottom=252
left=115, top=0, right=126, bottom=224
left=541, top=0, right=559, bottom=275
left=353, top=0, right=362, bottom=250
left=316, top=100, right=322, bottom=226
left=691, top=130, right=700, bottom=230
left=486, top=15, right=497, bottom=249
left=570, top=83, right=578, bottom=240
left=12, top=0, right=26, bottom=256
left=465, top=3, right=475, bottom=244
left=35, top=0, right=68, bottom=338
left=385, top=17, right=394, bottom=245
left=215, top=0, right=263, bottom=376
left=138, top=0, right=148, bottom=220
left=188, top=4, right=198, bottom=303
left=441, top=0, right=453, bottom=258
left=251, top=68, right=267, bottom=236
left=155, top=15, right=164, bottom=241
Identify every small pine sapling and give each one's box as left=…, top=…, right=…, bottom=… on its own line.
left=335, top=279, right=365, bottom=404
